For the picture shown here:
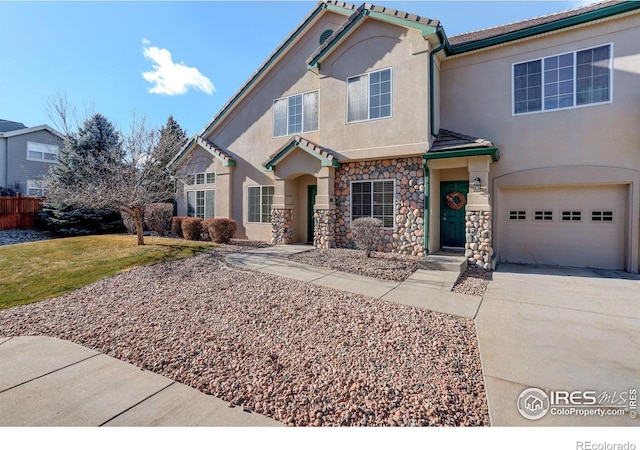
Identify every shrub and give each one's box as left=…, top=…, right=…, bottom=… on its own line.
left=144, top=203, right=173, bottom=236
left=204, top=218, right=237, bottom=244
left=351, top=217, right=383, bottom=258
left=39, top=203, right=125, bottom=236
left=181, top=217, right=203, bottom=241
left=171, top=216, right=187, bottom=238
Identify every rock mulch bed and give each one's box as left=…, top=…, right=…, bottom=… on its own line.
left=0, top=229, right=51, bottom=246
left=289, top=248, right=420, bottom=282
left=0, top=242, right=488, bottom=426
left=452, top=266, right=492, bottom=297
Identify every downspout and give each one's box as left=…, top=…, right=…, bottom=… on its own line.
left=424, top=26, right=446, bottom=255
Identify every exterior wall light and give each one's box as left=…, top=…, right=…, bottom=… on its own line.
left=472, top=177, right=481, bottom=192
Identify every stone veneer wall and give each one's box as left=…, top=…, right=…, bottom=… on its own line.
left=465, top=210, right=493, bottom=270
left=313, top=209, right=336, bottom=249
left=271, top=208, right=294, bottom=245
left=334, top=157, right=425, bottom=256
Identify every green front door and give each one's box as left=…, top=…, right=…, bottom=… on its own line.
left=307, top=185, right=317, bottom=243
left=440, top=181, right=468, bottom=248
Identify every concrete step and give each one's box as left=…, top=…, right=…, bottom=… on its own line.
left=418, top=251, right=468, bottom=273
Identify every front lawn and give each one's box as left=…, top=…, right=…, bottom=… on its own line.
left=0, top=234, right=215, bottom=308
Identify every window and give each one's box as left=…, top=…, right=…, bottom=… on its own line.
left=187, top=190, right=215, bottom=219
left=561, top=210, right=582, bottom=222
left=351, top=180, right=395, bottom=228
left=513, top=44, right=611, bottom=114
left=348, top=68, right=392, bottom=122
left=273, top=91, right=318, bottom=137
left=186, top=171, right=215, bottom=186
left=248, top=186, right=274, bottom=223
left=509, top=210, right=526, bottom=221
left=27, top=142, right=58, bottom=162
left=591, top=211, right=613, bottom=222
left=534, top=210, right=553, bottom=221
left=27, top=179, right=45, bottom=197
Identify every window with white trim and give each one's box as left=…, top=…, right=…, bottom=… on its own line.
left=27, top=142, right=58, bottom=162
left=273, top=91, right=318, bottom=137
left=347, top=68, right=392, bottom=122
left=509, top=210, right=527, bottom=221
left=27, top=179, right=46, bottom=197
left=351, top=180, right=395, bottom=228
left=186, top=171, right=215, bottom=186
left=513, top=44, right=611, bottom=114
left=591, top=210, right=613, bottom=222
left=248, top=186, right=274, bottom=223
left=187, top=190, right=215, bottom=219
left=561, top=210, right=582, bottom=222
left=533, top=210, right=553, bottom=221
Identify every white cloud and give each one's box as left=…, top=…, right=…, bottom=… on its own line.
left=141, top=39, right=214, bottom=96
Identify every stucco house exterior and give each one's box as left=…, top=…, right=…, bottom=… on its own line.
left=0, top=119, right=63, bottom=197
left=169, top=0, right=640, bottom=273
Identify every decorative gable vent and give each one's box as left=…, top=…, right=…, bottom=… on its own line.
left=319, top=29, right=333, bottom=45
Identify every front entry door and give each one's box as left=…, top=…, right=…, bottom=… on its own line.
left=307, top=185, right=317, bottom=243
left=440, top=181, right=468, bottom=248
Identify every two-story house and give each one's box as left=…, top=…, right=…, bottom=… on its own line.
left=169, top=0, right=640, bottom=273
left=0, top=119, right=63, bottom=196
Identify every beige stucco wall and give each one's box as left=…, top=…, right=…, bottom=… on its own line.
left=440, top=12, right=640, bottom=271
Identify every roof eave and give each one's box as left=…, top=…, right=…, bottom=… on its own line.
left=423, top=147, right=500, bottom=163
left=264, top=138, right=341, bottom=171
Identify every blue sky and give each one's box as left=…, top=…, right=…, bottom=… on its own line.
left=1, top=1, right=590, bottom=137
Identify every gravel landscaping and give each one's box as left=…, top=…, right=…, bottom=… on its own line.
left=452, top=266, right=492, bottom=297
left=0, top=241, right=488, bottom=426
left=289, top=248, right=419, bottom=282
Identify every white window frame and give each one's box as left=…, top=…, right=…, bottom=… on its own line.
left=512, top=43, right=613, bottom=116
left=186, top=189, right=215, bottom=219
left=508, top=210, right=527, bottom=221
left=350, top=179, right=396, bottom=229
left=26, top=179, right=46, bottom=197
left=590, top=210, right=614, bottom=223
left=347, top=67, right=393, bottom=123
left=186, top=171, right=215, bottom=186
left=26, top=141, right=58, bottom=163
left=272, top=90, right=319, bottom=138
left=247, top=185, right=274, bottom=224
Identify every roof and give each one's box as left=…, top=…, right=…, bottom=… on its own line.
left=425, top=129, right=499, bottom=162
left=0, top=124, right=63, bottom=139
left=448, top=0, right=640, bottom=54
left=0, top=120, right=27, bottom=133
left=264, top=135, right=341, bottom=170
left=169, top=136, right=236, bottom=168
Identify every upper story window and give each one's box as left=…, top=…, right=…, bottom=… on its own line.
left=513, top=44, right=611, bottom=115
left=348, top=68, right=392, bottom=123
left=273, top=91, right=318, bottom=137
left=27, top=142, right=58, bottom=162
left=185, top=171, right=215, bottom=186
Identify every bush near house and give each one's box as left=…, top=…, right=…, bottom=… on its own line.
left=144, top=203, right=173, bottom=236
left=204, top=218, right=237, bottom=244
left=181, top=217, right=203, bottom=241
left=351, top=217, right=383, bottom=258
left=171, top=216, right=187, bottom=238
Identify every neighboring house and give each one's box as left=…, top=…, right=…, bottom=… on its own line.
left=0, top=119, right=63, bottom=196
left=169, top=0, right=640, bottom=273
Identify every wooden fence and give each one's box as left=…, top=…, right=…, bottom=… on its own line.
left=0, top=195, right=43, bottom=230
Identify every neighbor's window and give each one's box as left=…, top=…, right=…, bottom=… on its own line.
left=273, top=91, right=318, bottom=137
left=26, top=179, right=45, bottom=197
left=348, top=68, right=392, bottom=122
left=187, top=190, right=215, bottom=219
left=351, top=180, right=395, bottom=228
left=248, top=186, right=274, bottom=223
left=513, top=44, right=611, bottom=114
left=27, top=142, right=58, bottom=162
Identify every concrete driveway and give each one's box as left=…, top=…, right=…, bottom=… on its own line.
left=476, top=263, right=640, bottom=426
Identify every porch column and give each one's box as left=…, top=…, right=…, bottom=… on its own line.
left=313, top=166, right=336, bottom=249
left=465, top=156, right=493, bottom=269
left=271, top=177, right=294, bottom=245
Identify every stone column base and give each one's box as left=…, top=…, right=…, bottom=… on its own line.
left=271, top=209, right=293, bottom=245
left=465, top=210, right=493, bottom=270
left=313, top=209, right=335, bottom=249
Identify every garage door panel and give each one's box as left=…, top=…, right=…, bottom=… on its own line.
left=499, top=185, right=626, bottom=270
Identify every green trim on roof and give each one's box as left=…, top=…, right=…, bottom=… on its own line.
left=423, top=147, right=500, bottom=163
left=367, top=10, right=438, bottom=37
left=264, top=139, right=341, bottom=171
left=447, top=2, right=640, bottom=55
left=171, top=139, right=236, bottom=168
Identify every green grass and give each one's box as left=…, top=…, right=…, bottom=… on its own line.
left=0, top=234, right=215, bottom=309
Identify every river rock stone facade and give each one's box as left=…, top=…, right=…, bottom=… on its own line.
left=334, top=157, right=425, bottom=256
left=465, top=210, right=493, bottom=270
left=313, top=209, right=336, bottom=249
left=271, top=208, right=294, bottom=245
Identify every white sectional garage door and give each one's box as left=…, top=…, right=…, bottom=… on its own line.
left=499, top=184, right=627, bottom=270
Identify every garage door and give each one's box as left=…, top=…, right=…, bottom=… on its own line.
left=499, top=184, right=627, bottom=270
